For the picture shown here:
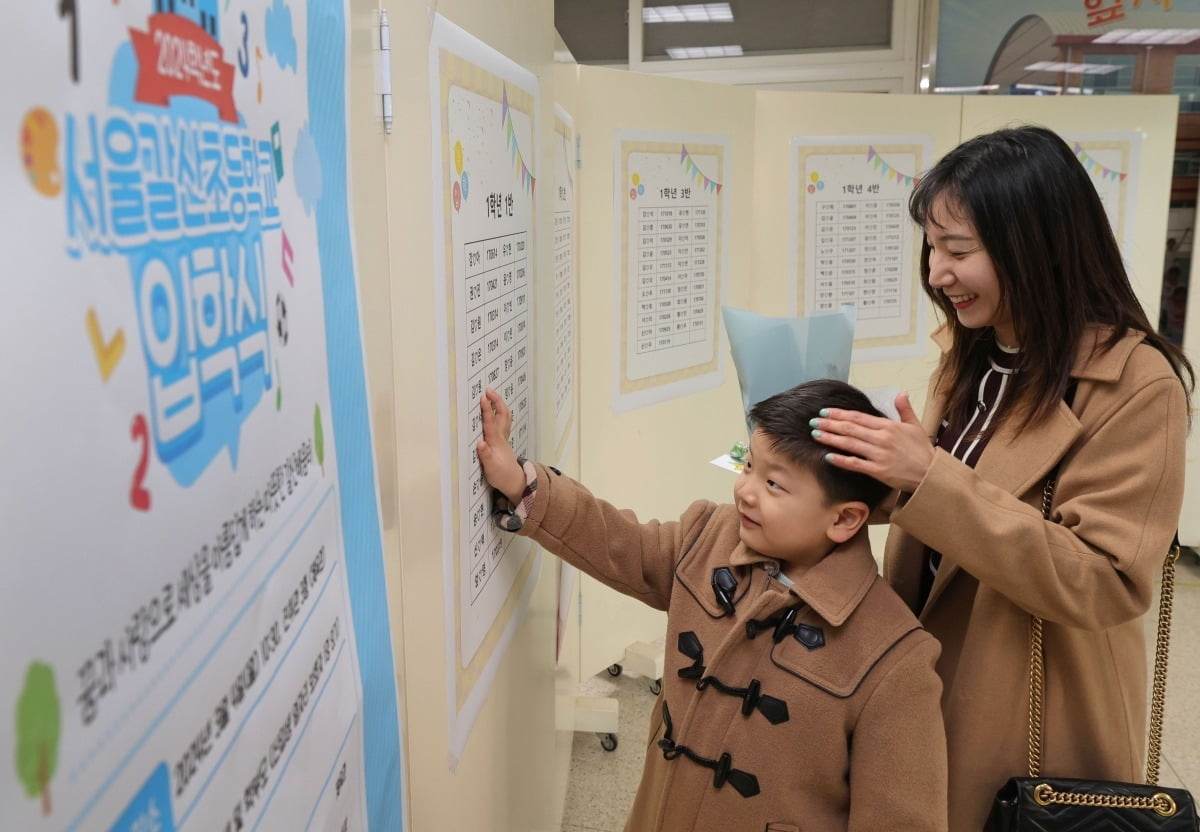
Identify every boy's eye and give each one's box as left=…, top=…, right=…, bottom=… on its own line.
left=767, top=479, right=781, bottom=490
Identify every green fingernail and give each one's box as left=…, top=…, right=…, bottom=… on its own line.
left=809, top=418, right=821, bottom=427
left=811, top=429, right=822, bottom=438
left=824, top=453, right=835, bottom=463
left=819, top=408, right=830, bottom=417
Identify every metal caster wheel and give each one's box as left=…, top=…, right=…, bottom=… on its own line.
left=597, top=732, right=618, bottom=752
left=648, top=678, right=662, bottom=696
left=607, top=663, right=622, bottom=677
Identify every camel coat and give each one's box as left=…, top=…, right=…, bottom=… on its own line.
left=885, top=327, right=1189, bottom=831
left=515, top=462, right=948, bottom=832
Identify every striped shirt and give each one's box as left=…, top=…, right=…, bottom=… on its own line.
left=918, top=341, right=1020, bottom=606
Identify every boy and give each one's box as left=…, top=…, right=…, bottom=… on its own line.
left=477, top=379, right=947, bottom=832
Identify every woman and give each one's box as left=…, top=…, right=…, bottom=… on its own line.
left=810, top=125, right=1193, bottom=830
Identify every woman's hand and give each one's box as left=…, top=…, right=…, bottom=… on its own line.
left=476, top=388, right=526, bottom=505
left=810, top=392, right=935, bottom=493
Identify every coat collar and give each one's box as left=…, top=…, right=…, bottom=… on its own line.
left=929, top=324, right=1146, bottom=381
left=730, top=531, right=878, bottom=627
left=919, top=324, right=1146, bottom=613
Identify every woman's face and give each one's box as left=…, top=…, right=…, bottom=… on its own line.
left=923, top=195, right=1015, bottom=346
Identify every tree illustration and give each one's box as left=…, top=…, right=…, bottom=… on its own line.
left=15, top=662, right=61, bottom=816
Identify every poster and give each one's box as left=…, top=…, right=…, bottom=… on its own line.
left=1062, top=132, right=1141, bottom=257
left=614, top=130, right=729, bottom=411
left=552, top=105, right=576, bottom=458
left=792, top=136, right=932, bottom=361
left=0, top=1, right=405, bottom=831
left=430, top=15, right=541, bottom=761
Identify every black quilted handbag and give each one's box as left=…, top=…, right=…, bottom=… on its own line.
left=984, top=475, right=1198, bottom=831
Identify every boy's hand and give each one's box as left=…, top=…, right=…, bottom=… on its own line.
left=476, top=388, right=526, bottom=505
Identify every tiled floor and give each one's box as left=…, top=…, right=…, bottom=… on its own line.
left=561, top=550, right=1200, bottom=831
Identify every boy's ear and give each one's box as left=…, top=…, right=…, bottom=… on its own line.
left=825, top=501, right=869, bottom=544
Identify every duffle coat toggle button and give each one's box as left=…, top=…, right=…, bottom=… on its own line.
left=711, top=567, right=738, bottom=615
left=657, top=701, right=761, bottom=798
left=677, top=630, right=705, bottom=679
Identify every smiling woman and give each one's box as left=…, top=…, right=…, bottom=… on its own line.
left=810, top=124, right=1195, bottom=831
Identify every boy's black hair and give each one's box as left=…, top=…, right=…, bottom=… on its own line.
left=748, top=379, right=891, bottom=510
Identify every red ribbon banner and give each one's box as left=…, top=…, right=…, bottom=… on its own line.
left=130, top=14, right=238, bottom=123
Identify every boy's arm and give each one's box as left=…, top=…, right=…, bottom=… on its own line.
left=475, top=388, right=711, bottom=610
left=847, top=631, right=948, bottom=832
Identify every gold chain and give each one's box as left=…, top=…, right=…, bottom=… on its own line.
left=1028, top=473, right=1180, bottom=795
left=1032, top=782, right=1178, bottom=818
left=1146, top=544, right=1180, bottom=785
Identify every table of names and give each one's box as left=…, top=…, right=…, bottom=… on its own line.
left=632, top=205, right=711, bottom=353
left=552, top=208, right=573, bottom=441
left=810, top=198, right=904, bottom=319
left=460, top=231, right=531, bottom=603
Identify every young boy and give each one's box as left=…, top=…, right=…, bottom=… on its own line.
left=477, top=379, right=947, bottom=832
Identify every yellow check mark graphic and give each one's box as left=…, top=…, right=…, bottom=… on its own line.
left=86, top=307, right=126, bottom=381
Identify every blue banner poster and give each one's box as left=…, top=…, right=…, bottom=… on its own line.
left=0, top=2, right=405, bottom=830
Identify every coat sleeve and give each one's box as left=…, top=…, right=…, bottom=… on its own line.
left=514, top=462, right=717, bottom=611
left=847, top=631, right=948, bottom=832
left=892, top=372, right=1187, bottom=629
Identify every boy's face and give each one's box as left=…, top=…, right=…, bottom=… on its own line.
left=733, top=429, right=841, bottom=573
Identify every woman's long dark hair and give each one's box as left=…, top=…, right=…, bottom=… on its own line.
left=909, top=125, right=1193, bottom=433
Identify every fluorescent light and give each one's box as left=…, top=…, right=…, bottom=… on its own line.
left=644, top=3, right=734, bottom=23
left=1015, top=83, right=1063, bottom=93
left=1025, top=61, right=1121, bottom=74
left=665, top=44, right=744, bottom=59
left=1093, top=27, right=1200, bottom=45
left=704, top=3, right=734, bottom=21
left=932, top=84, right=1000, bottom=93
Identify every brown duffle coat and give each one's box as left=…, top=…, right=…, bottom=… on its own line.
left=885, top=327, right=1189, bottom=831
left=517, top=462, right=948, bottom=832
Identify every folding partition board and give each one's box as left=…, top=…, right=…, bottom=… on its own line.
left=0, top=1, right=407, bottom=829
left=573, top=65, right=755, bottom=678
left=429, top=14, right=544, bottom=762
left=960, top=96, right=1178, bottom=325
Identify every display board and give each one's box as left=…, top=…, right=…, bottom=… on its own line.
left=429, top=14, right=542, bottom=762
left=613, top=130, right=730, bottom=411
left=0, top=1, right=405, bottom=829
left=792, top=135, right=933, bottom=360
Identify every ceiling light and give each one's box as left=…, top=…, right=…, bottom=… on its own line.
left=644, top=4, right=734, bottom=24
left=932, top=84, right=1000, bottom=93
left=665, top=44, right=744, bottom=59
left=704, top=3, right=734, bottom=21
left=1093, top=27, right=1200, bottom=45
left=1025, top=61, right=1121, bottom=74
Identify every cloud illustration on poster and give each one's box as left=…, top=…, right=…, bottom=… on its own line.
left=294, top=123, right=323, bottom=215
left=265, top=0, right=298, bottom=72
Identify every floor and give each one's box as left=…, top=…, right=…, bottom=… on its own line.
left=560, top=550, right=1200, bottom=831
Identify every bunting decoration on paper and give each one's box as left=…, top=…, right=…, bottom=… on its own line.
left=1073, top=143, right=1128, bottom=182
left=501, top=85, right=536, bottom=195
left=680, top=145, right=723, bottom=194
left=866, top=146, right=920, bottom=187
